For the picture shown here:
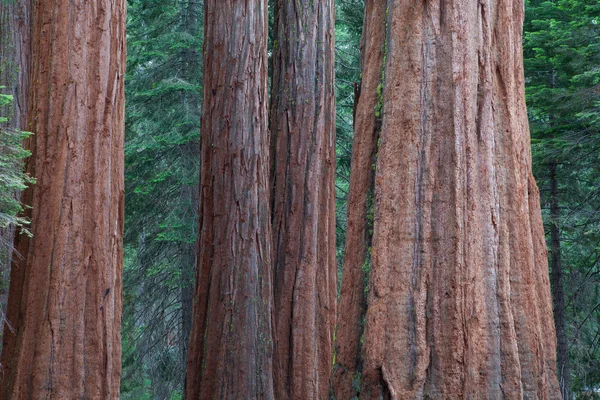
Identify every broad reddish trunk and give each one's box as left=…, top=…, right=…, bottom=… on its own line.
left=335, top=0, right=562, bottom=398
left=185, top=1, right=274, bottom=399
left=0, top=0, right=126, bottom=398
left=269, top=0, right=336, bottom=399
left=331, top=1, right=385, bottom=398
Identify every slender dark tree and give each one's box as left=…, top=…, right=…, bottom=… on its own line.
left=548, top=159, right=571, bottom=398
left=0, top=0, right=31, bottom=336
left=0, top=0, right=30, bottom=129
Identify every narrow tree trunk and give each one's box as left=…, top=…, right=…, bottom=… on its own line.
left=335, top=0, right=562, bottom=398
left=269, top=1, right=336, bottom=399
left=331, top=1, right=385, bottom=398
left=184, top=1, right=274, bottom=399
left=180, top=172, right=198, bottom=370
left=179, top=0, right=201, bottom=373
left=0, top=2, right=18, bottom=332
left=547, top=67, right=571, bottom=399
left=549, top=160, right=570, bottom=399
left=0, top=0, right=126, bottom=398
left=0, top=0, right=31, bottom=129
left=0, top=0, right=31, bottom=340
left=180, top=237, right=195, bottom=363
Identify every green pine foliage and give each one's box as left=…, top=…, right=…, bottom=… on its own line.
left=121, top=0, right=202, bottom=398
left=335, top=0, right=364, bottom=270
left=0, top=87, right=33, bottom=352
left=0, top=88, right=33, bottom=235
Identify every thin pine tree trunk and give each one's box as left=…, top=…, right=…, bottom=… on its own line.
left=549, top=160, right=571, bottom=399
left=178, top=0, right=201, bottom=374
left=0, top=0, right=32, bottom=346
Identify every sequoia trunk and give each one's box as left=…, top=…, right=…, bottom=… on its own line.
left=335, top=0, right=562, bottom=398
left=269, top=1, right=337, bottom=399
left=0, top=0, right=126, bottom=398
left=184, top=1, right=274, bottom=399
left=331, top=1, right=385, bottom=398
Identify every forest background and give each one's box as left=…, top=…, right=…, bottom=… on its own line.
left=0, top=0, right=599, bottom=398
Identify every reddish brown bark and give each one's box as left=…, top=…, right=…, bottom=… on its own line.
left=0, top=0, right=126, bottom=398
left=334, top=0, right=562, bottom=398
left=269, top=0, right=336, bottom=399
left=184, top=1, right=274, bottom=399
left=331, top=1, right=385, bottom=398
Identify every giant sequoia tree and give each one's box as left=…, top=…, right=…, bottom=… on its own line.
left=0, top=0, right=126, bottom=398
left=269, top=0, right=337, bottom=398
left=334, top=0, right=562, bottom=398
left=184, top=1, right=274, bottom=398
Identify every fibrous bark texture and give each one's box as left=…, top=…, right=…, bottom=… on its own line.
left=269, top=0, right=336, bottom=399
left=331, top=1, right=385, bottom=398
left=185, top=1, right=274, bottom=399
left=0, top=0, right=126, bottom=398
left=336, top=0, right=562, bottom=398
